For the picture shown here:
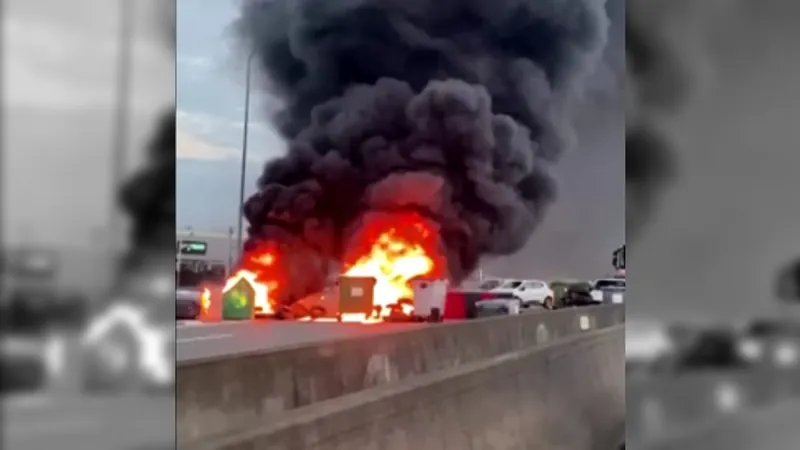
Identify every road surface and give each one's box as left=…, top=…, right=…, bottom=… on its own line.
left=4, top=391, right=175, bottom=450
left=176, top=319, right=427, bottom=362
left=628, top=369, right=800, bottom=449
left=643, top=399, right=800, bottom=450
left=175, top=307, right=553, bottom=362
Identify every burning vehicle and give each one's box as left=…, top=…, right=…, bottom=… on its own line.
left=213, top=0, right=612, bottom=320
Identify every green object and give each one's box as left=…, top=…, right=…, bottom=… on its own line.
left=222, top=278, right=254, bottom=320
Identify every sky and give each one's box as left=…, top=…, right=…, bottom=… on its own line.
left=3, top=0, right=172, bottom=288
left=176, top=0, right=286, bottom=232
left=4, top=0, right=171, bottom=247
left=176, top=0, right=626, bottom=279
left=628, top=0, right=800, bottom=322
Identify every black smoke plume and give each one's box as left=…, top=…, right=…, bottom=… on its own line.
left=119, top=110, right=176, bottom=250
left=236, top=0, right=610, bottom=298
left=626, top=1, right=684, bottom=241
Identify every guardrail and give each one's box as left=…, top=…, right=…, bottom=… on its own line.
left=177, top=305, right=624, bottom=445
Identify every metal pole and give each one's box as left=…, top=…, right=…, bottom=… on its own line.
left=236, top=51, right=256, bottom=263
left=176, top=245, right=182, bottom=288
left=111, top=0, right=134, bottom=253
left=227, top=226, right=234, bottom=276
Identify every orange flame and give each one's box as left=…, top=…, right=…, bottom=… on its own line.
left=217, top=213, right=444, bottom=324
left=345, top=233, right=431, bottom=316
left=219, top=245, right=281, bottom=316
left=222, top=269, right=276, bottom=315
left=341, top=212, right=444, bottom=320
left=200, top=288, right=211, bottom=314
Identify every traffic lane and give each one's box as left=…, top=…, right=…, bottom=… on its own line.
left=176, top=320, right=428, bottom=362
left=4, top=392, right=174, bottom=450
left=627, top=368, right=800, bottom=447
left=644, top=399, right=800, bottom=450
left=175, top=307, right=552, bottom=362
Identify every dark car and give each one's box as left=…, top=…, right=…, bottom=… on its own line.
left=559, top=282, right=596, bottom=307
left=0, top=335, right=50, bottom=394
left=675, top=329, right=750, bottom=371
left=176, top=288, right=205, bottom=320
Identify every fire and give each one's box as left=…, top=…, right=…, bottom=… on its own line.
left=342, top=212, right=444, bottom=319
left=200, top=288, right=211, bottom=313
left=222, top=269, right=275, bottom=315
left=218, top=245, right=282, bottom=316
left=211, top=213, right=444, bottom=324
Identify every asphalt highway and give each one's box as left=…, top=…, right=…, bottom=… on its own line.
left=176, top=319, right=427, bottom=362
left=643, top=399, right=800, bottom=450
left=4, top=391, right=175, bottom=450
left=628, top=369, right=800, bottom=449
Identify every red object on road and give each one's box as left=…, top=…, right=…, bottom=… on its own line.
left=444, top=291, right=467, bottom=319
left=445, top=290, right=502, bottom=319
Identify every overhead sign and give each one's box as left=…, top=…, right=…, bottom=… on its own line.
left=177, top=240, right=207, bottom=256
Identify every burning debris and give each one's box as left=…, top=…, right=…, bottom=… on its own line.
left=343, top=212, right=446, bottom=311
left=217, top=0, right=611, bottom=321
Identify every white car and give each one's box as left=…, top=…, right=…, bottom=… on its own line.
left=490, top=279, right=555, bottom=309
left=626, top=319, right=674, bottom=363
left=590, top=278, right=626, bottom=304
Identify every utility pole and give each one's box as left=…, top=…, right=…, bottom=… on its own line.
left=109, top=0, right=134, bottom=258
left=236, top=51, right=257, bottom=264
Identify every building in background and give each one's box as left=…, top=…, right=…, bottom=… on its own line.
left=175, top=228, right=244, bottom=286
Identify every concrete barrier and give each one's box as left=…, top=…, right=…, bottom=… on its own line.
left=177, top=305, right=623, bottom=445
left=185, top=325, right=625, bottom=450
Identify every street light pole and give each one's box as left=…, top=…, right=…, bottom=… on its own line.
left=110, top=0, right=133, bottom=257
left=236, top=51, right=256, bottom=262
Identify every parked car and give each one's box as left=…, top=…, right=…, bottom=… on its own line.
left=474, top=291, right=522, bottom=317
left=560, top=281, right=596, bottom=307
left=672, top=327, right=750, bottom=371
left=176, top=287, right=209, bottom=320
left=548, top=279, right=583, bottom=308
left=626, top=318, right=675, bottom=376
left=737, top=318, right=800, bottom=368
left=0, top=334, right=50, bottom=394
left=489, top=279, right=555, bottom=309
left=589, top=278, right=626, bottom=304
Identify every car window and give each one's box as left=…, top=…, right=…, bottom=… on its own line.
left=500, top=280, right=522, bottom=289
left=594, top=279, right=626, bottom=289
left=524, top=281, right=544, bottom=289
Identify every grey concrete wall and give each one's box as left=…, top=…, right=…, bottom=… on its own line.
left=188, top=325, right=625, bottom=450
left=177, top=306, right=624, bottom=445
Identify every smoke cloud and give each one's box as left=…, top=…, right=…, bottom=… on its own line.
left=236, top=0, right=611, bottom=298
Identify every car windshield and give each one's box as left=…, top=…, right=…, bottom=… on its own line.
left=479, top=279, right=503, bottom=290
left=499, top=280, right=522, bottom=289
left=595, top=279, right=625, bottom=289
